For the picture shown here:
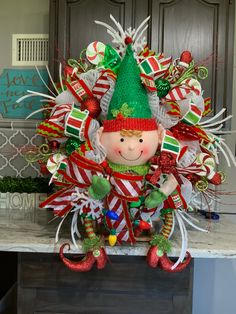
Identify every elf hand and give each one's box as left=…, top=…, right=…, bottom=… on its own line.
left=88, top=175, right=111, bottom=200
left=145, top=190, right=167, bottom=209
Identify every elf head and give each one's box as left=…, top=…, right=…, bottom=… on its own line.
left=97, top=43, right=164, bottom=166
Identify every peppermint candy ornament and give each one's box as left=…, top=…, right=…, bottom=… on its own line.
left=47, top=153, right=66, bottom=174
left=47, top=153, right=67, bottom=184
left=86, top=41, right=106, bottom=65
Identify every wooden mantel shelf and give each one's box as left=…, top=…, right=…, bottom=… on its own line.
left=0, top=209, right=236, bottom=258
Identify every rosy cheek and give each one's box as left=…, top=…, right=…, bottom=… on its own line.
left=113, top=147, right=121, bottom=155
left=141, top=146, right=150, bottom=156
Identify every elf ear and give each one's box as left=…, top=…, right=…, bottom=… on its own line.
left=96, top=126, right=104, bottom=144
left=157, top=124, right=165, bottom=145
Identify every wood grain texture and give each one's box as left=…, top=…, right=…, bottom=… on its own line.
left=150, top=0, right=234, bottom=117
left=18, top=253, right=193, bottom=314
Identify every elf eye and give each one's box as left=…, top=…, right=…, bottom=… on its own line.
left=120, top=138, right=125, bottom=142
left=139, top=139, right=143, bottom=143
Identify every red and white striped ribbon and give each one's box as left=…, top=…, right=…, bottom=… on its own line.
left=153, top=55, right=172, bottom=80
left=105, top=173, right=144, bottom=244
left=105, top=193, right=135, bottom=244
left=59, top=152, right=103, bottom=187
left=165, top=85, right=192, bottom=101
left=40, top=186, right=75, bottom=216
left=110, top=173, right=143, bottom=200
left=92, top=70, right=116, bottom=100
left=41, top=153, right=104, bottom=216
left=49, top=104, right=72, bottom=127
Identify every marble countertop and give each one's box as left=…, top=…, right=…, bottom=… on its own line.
left=0, top=207, right=236, bottom=258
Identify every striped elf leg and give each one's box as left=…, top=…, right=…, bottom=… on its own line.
left=160, top=211, right=174, bottom=239
left=84, top=216, right=108, bottom=269
left=84, top=217, right=96, bottom=239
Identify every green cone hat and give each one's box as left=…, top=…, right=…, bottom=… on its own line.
left=103, top=43, right=157, bottom=132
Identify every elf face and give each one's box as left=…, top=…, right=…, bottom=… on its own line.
left=99, top=127, right=163, bottom=166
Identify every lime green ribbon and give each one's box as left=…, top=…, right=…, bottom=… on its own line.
left=108, top=161, right=150, bottom=176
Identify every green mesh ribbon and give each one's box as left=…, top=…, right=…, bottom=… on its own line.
left=108, top=161, right=150, bottom=175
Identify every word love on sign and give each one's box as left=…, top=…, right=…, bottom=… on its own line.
left=0, top=68, right=48, bottom=119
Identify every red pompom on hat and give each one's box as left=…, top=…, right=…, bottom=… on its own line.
left=124, top=36, right=133, bottom=45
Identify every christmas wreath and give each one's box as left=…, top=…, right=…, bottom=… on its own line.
left=18, top=15, right=235, bottom=272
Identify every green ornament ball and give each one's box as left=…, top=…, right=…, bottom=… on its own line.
left=65, top=137, right=83, bottom=155
left=155, top=78, right=171, bottom=98
left=101, top=45, right=121, bottom=73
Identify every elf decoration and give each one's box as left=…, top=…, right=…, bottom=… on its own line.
left=18, top=15, right=236, bottom=272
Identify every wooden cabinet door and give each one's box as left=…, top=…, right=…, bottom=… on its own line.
left=18, top=253, right=193, bottom=314
left=49, top=0, right=234, bottom=115
left=49, top=0, right=133, bottom=80
left=148, top=0, right=235, bottom=117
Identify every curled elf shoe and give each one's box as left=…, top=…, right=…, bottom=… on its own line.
left=146, top=245, right=191, bottom=272
left=60, top=243, right=95, bottom=272
left=60, top=244, right=108, bottom=272
left=146, top=234, right=191, bottom=272
left=94, top=247, right=108, bottom=269
left=158, top=251, right=191, bottom=272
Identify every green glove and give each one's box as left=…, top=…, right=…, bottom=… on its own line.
left=88, top=175, right=111, bottom=200
left=145, top=190, right=167, bottom=209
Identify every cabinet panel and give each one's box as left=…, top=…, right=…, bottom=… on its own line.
left=149, top=0, right=234, bottom=115
left=68, top=0, right=132, bottom=58
left=18, top=253, right=193, bottom=314
left=49, top=0, right=133, bottom=80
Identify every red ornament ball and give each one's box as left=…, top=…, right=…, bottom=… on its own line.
left=209, top=172, right=222, bottom=185
left=50, top=140, right=60, bottom=150
left=180, top=51, right=193, bottom=64
left=38, top=161, right=50, bottom=175
left=81, top=97, right=101, bottom=118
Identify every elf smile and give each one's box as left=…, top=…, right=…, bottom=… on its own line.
left=119, top=151, right=143, bottom=161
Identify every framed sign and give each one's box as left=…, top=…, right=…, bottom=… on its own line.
left=0, top=68, right=49, bottom=119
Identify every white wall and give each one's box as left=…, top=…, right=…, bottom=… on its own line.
left=193, top=258, right=236, bottom=314
left=0, top=0, right=49, bottom=69
left=193, top=2, right=236, bottom=313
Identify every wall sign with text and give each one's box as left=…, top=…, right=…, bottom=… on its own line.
left=0, top=68, right=49, bottom=119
